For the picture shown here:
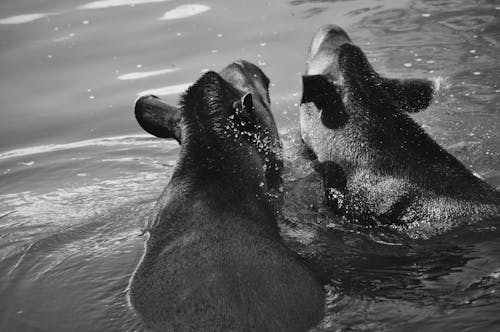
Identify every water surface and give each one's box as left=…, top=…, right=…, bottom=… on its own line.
left=1, top=0, right=499, bottom=331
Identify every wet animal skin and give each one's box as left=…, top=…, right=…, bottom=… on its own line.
left=135, top=60, right=283, bottom=197
left=130, top=62, right=325, bottom=331
left=300, top=24, right=500, bottom=239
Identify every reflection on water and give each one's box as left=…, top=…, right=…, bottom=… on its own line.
left=0, top=13, right=56, bottom=25
left=137, top=82, right=192, bottom=97
left=159, top=4, right=211, bottom=21
left=117, top=67, right=179, bottom=80
left=1, top=0, right=499, bottom=330
left=78, top=0, right=173, bottom=10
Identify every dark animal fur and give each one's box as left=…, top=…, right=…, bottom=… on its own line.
left=300, top=25, right=500, bottom=239
left=130, top=69, right=324, bottom=331
left=134, top=60, right=283, bottom=195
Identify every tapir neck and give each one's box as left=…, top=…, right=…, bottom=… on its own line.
left=173, top=137, right=268, bottom=200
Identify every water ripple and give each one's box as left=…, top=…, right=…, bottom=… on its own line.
left=0, top=135, right=167, bottom=161
left=440, top=15, right=496, bottom=31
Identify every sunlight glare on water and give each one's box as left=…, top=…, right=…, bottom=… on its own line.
left=0, top=0, right=499, bottom=331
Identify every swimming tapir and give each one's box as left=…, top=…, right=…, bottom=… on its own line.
left=130, top=65, right=325, bottom=331
left=135, top=60, right=283, bottom=195
left=300, top=25, right=500, bottom=239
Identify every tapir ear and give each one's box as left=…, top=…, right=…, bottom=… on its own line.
left=135, top=95, right=182, bottom=143
left=232, top=93, right=254, bottom=116
left=231, top=93, right=258, bottom=134
left=301, top=75, right=348, bottom=129
left=242, top=92, right=253, bottom=111
left=337, top=44, right=435, bottom=113
left=380, top=77, right=435, bottom=113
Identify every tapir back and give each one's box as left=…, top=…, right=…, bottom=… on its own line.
left=129, top=194, right=324, bottom=332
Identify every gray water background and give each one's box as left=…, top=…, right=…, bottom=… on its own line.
left=1, top=0, right=500, bottom=331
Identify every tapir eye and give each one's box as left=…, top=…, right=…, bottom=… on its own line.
left=301, top=75, right=348, bottom=129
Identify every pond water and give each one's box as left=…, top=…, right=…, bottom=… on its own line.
left=1, top=0, right=499, bottom=331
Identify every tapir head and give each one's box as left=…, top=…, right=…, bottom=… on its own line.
left=135, top=71, right=261, bottom=149
left=300, top=25, right=437, bottom=175
left=135, top=63, right=283, bottom=193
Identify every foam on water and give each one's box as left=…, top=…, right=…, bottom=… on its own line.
left=432, top=76, right=453, bottom=98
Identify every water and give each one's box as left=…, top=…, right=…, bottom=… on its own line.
left=0, top=0, right=499, bottom=331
